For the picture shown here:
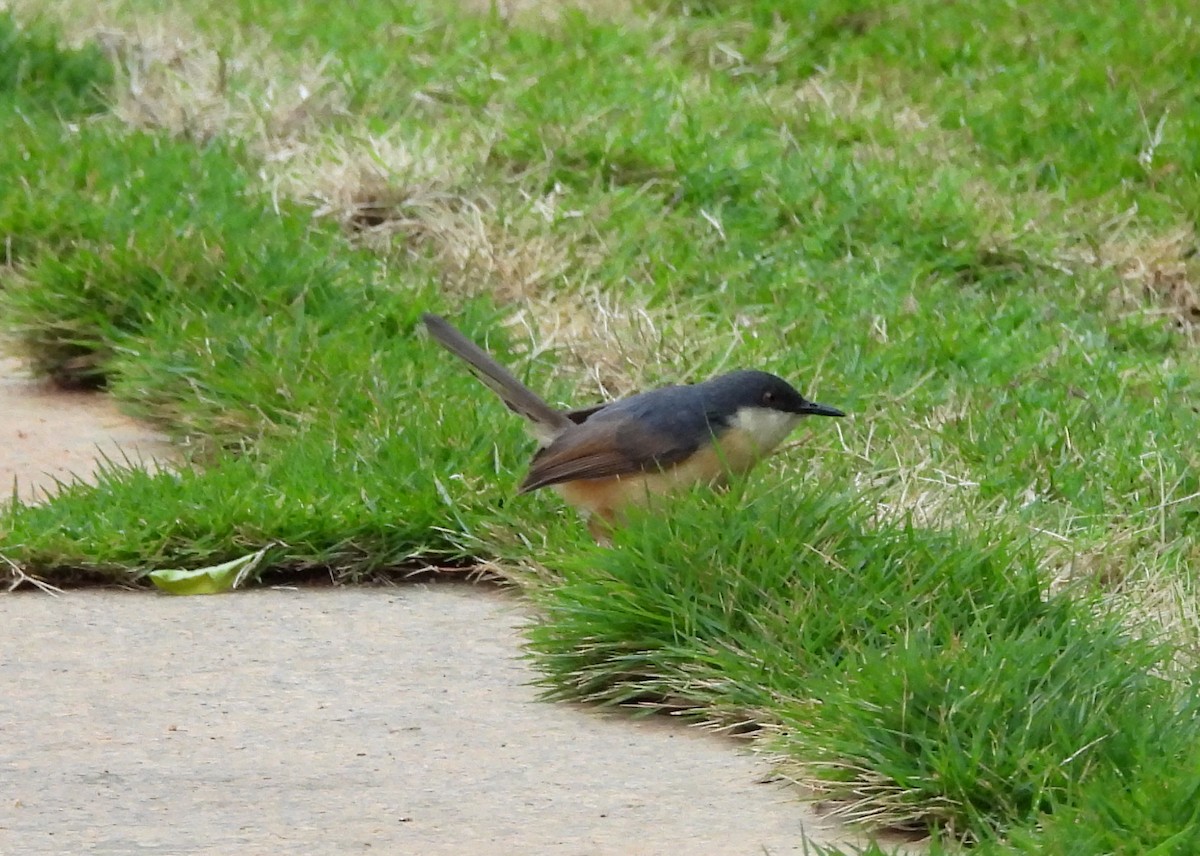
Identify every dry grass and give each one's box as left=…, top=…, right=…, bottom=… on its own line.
left=1123, top=572, right=1200, bottom=677
left=1040, top=441, right=1200, bottom=681
left=1098, top=226, right=1200, bottom=340
left=509, top=290, right=703, bottom=400
left=106, top=27, right=345, bottom=144
left=303, top=153, right=668, bottom=399
left=3, top=0, right=347, bottom=145
left=264, top=131, right=483, bottom=228
left=456, top=0, right=639, bottom=24
left=1053, top=528, right=1200, bottom=680
left=852, top=460, right=982, bottom=530
left=267, top=130, right=729, bottom=403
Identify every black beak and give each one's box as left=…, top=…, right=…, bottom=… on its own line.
left=799, top=400, right=846, bottom=418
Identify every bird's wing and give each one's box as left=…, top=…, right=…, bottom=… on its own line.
left=563, top=402, right=608, bottom=424
left=519, top=415, right=700, bottom=492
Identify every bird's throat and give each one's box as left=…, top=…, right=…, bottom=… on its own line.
left=727, top=406, right=803, bottom=456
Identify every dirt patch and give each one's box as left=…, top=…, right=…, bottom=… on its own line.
left=0, top=357, right=174, bottom=504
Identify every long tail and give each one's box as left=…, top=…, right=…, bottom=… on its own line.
left=422, top=313, right=572, bottom=442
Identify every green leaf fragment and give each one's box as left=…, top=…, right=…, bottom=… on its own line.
left=148, top=546, right=270, bottom=595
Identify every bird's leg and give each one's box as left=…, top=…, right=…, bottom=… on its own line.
left=586, top=512, right=615, bottom=546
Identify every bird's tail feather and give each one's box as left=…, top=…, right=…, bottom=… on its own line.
left=422, top=313, right=571, bottom=441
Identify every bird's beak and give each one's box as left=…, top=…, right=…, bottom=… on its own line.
left=799, top=400, right=846, bottom=418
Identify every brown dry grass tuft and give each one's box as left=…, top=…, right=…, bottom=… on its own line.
left=1121, top=572, right=1200, bottom=678
left=4, top=0, right=347, bottom=144
left=367, top=191, right=575, bottom=307
left=102, top=27, right=345, bottom=144
left=852, top=460, right=982, bottom=530
left=508, top=290, right=676, bottom=400
left=455, top=0, right=638, bottom=25
left=1040, top=441, right=1200, bottom=685
left=1057, top=532, right=1200, bottom=682
left=1070, top=225, right=1200, bottom=341
left=768, top=746, right=955, bottom=840
left=264, top=131, right=482, bottom=234
left=268, top=132, right=693, bottom=398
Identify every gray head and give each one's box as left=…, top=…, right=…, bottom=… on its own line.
left=689, top=369, right=845, bottom=455
left=701, top=370, right=845, bottom=420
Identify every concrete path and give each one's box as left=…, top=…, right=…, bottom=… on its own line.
left=0, top=586, right=899, bottom=855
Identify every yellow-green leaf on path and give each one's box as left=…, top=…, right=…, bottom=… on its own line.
left=148, top=547, right=271, bottom=595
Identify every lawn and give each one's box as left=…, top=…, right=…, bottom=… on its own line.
left=2, top=1, right=1198, bottom=851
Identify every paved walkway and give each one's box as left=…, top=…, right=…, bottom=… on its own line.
left=0, top=586, right=899, bottom=854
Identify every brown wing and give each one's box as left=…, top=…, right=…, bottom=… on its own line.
left=519, top=417, right=698, bottom=493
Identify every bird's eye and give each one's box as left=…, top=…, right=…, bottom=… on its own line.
left=763, top=390, right=776, bottom=405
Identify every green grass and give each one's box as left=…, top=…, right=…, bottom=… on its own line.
left=645, top=0, right=1200, bottom=220
left=527, top=486, right=1187, bottom=839
left=0, top=11, right=111, bottom=113
left=2, top=3, right=1199, bottom=850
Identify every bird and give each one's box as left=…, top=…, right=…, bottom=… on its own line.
left=421, top=312, right=845, bottom=533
